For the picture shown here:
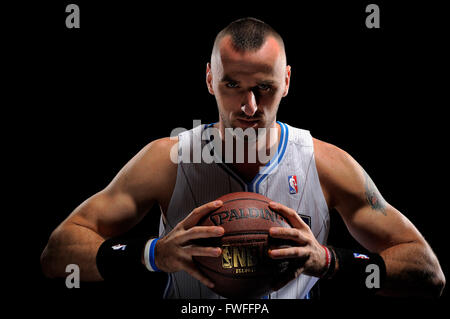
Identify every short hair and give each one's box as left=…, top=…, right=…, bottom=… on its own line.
left=212, top=17, right=285, bottom=54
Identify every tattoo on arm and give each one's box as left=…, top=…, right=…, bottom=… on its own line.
left=362, top=169, right=387, bottom=216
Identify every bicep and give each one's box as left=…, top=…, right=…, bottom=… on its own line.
left=66, top=189, right=147, bottom=239
left=320, top=143, right=424, bottom=252
left=64, top=138, right=176, bottom=238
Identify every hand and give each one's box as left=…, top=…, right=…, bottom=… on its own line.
left=154, top=200, right=225, bottom=288
left=268, top=201, right=328, bottom=290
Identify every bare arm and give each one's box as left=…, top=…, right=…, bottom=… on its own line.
left=40, top=138, right=177, bottom=281
left=314, top=139, right=446, bottom=297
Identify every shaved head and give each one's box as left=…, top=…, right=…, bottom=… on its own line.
left=211, top=17, right=286, bottom=66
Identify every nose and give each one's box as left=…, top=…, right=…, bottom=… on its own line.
left=241, top=91, right=257, bottom=117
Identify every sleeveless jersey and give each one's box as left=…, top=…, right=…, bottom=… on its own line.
left=159, top=122, right=330, bottom=299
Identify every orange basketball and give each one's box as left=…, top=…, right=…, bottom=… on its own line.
left=193, top=192, right=294, bottom=298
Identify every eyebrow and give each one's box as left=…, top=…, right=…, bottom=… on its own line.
left=257, top=79, right=276, bottom=85
left=220, top=75, right=276, bottom=85
left=220, top=75, right=238, bottom=83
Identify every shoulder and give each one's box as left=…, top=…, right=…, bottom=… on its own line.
left=313, top=138, right=356, bottom=170
left=144, top=136, right=179, bottom=155
left=124, top=137, right=178, bottom=175
left=312, top=138, right=366, bottom=209
left=106, top=137, right=179, bottom=203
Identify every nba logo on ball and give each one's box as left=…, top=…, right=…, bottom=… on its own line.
left=288, top=175, right=298, bottom=194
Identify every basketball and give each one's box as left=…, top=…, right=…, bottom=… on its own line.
left=193, top=192, right=294, bottom=298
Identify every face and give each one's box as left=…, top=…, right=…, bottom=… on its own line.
left=206, top=35, right=291, bottom=133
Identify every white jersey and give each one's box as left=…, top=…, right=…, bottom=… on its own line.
left=159, top=122, right=330, bottom=299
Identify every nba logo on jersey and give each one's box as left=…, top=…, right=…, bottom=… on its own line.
left=288, top=175, right=298, bottom=194
left=112, top=244, right=127, bottom=251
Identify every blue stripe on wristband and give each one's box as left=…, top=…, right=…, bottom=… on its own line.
left=149, top=238, right=161, bottom=272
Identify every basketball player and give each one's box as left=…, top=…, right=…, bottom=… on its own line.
left=41, top=18, right=445, bottom=298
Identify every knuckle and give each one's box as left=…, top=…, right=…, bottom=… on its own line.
left=184, top=227, right=196, bottom=236
left=289, top=229, right=298, bottom=238
left=191, top=205, right=205, bottom=216
left=174, top=223, right=186, bottom=232
left=172, top=232, right=185, bottom=243
left=295, top=231, right=304, bottom=241
left=190, top=208, right=201, bottom=216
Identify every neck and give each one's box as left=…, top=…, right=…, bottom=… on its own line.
left=215, top=121, right=280, bottom=166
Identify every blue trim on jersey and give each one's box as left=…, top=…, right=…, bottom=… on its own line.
left=248, top=121, right=289, bottom=193
left=201, top=122, right=289, bottom=194
left=247, top=122, right=284, bottom=191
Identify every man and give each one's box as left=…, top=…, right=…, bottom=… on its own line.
left=41, top=17, right=445, bottom=299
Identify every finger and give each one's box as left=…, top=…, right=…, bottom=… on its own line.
left=185, top=245, right=222, bottom=257
left=181, top=200, right=223, bottom=229
left=180, top=225, right=224, bottom=243
left=269, top=227, right=309, bottom=245
left=183, top=260, right=215, bottom=289
left=269, top=246, right=308, bottom=259
left=269, top=201, right=308, bottom=230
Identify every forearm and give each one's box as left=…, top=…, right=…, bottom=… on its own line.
left=40, top=223, right=104, bottom=281
left=379, top=241, right=445, bottom=298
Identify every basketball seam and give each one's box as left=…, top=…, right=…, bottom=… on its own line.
left=221, top=197, right=269, bottom=205
left=222, top=231, right=269, bottom=237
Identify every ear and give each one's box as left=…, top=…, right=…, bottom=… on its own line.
left=282, top=65, right=291, bottom=97
left=206, top=63, right=215, bottom=95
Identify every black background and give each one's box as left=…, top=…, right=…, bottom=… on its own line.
left=6, top=0, right=449, bottom=316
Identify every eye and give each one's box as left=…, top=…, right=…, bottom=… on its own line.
left=257, top=84, right=271, bottom=91
left=225, top=81, right=239, bottom=88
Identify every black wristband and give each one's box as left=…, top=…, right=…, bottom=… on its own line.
left=327, top=247, right=386, bottom=295
left=96, top=236, right=149, bottom=281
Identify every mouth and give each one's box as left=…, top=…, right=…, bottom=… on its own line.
left=235, top=118, right=261, bottom=128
